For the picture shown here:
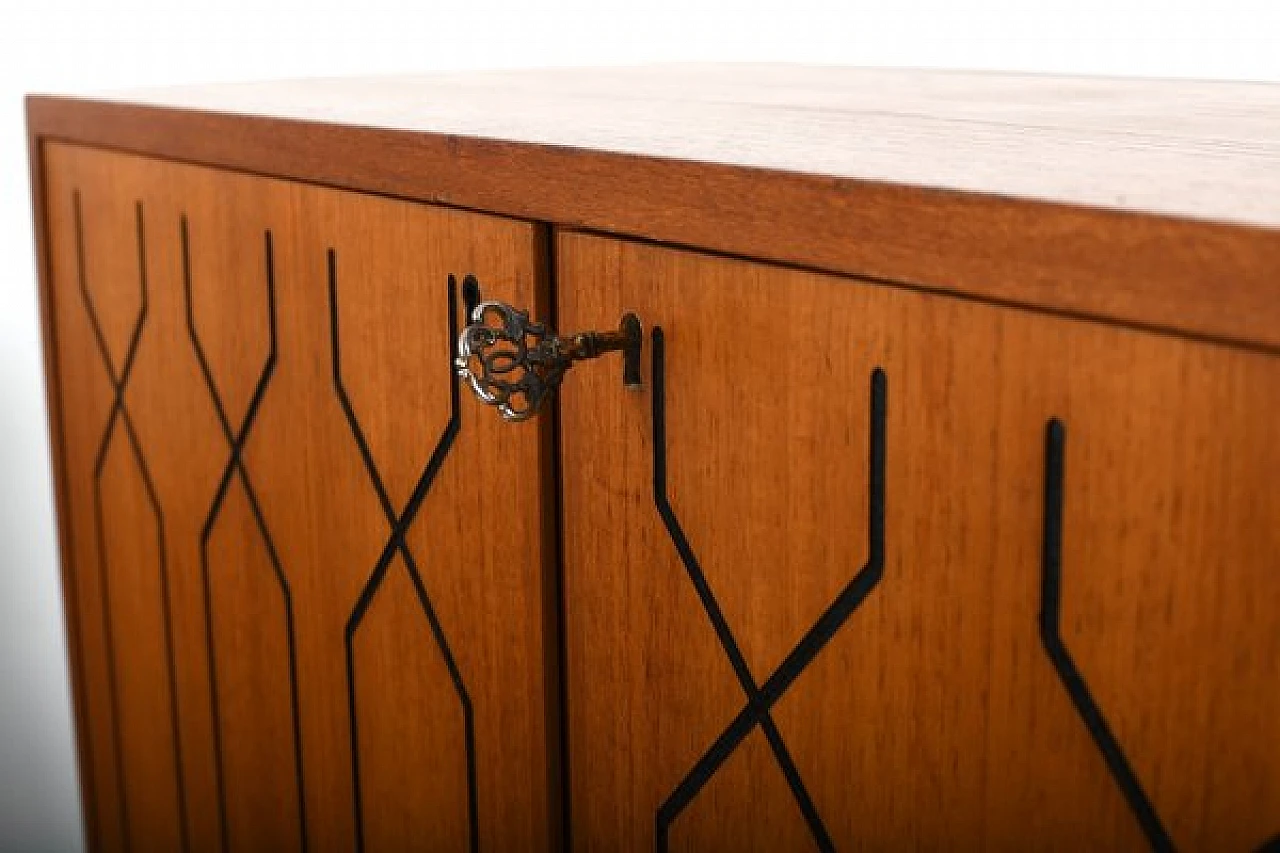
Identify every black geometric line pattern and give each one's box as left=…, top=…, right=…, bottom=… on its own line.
left=181, top=218, right=308, bottom=852
left=329, top=256, right=480, bottom=852
left=73, top=192, right=191, bottom=853
left=651, top=327, right=887, bottom=852
left=1039, top=419, right=1173, bottom=852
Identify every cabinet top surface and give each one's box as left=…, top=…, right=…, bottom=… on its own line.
left=92, top=63, right=1280, bottom=228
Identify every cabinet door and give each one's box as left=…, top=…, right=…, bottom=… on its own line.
left=557, top=231, right=1280, bottom=851
left=40, top=143, right=561, bottom=853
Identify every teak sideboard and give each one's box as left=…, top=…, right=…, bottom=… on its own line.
left=26, top=66, right=1280, bottom=852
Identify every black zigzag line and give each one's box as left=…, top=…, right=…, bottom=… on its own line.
left=182, top=218, right=308, bottom=852
left=75, top=193, right=191, bottom=852
left=652, top=326, right=887, bottom=851
left=333, top=258, right=479, bottom=853
left=1039, top=419, right=1173, bottom=852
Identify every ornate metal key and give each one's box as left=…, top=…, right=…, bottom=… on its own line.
left=455, top=300, right=643, bottom=421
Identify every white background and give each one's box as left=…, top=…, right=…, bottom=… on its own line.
left=2, top=2, right=1277, bottom=848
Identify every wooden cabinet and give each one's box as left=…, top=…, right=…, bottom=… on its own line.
left=26, top=67, right=1280, bottom=852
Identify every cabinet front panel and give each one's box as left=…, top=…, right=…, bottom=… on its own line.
left=41, top=143, right=560, bottom=853
left=557, top=231, right=1279, bottom=851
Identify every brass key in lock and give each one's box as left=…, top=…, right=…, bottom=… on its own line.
left=455, top=300, right=643, bottom=422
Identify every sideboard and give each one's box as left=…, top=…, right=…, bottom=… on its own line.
left=26, top=65, right=1280, bottom=852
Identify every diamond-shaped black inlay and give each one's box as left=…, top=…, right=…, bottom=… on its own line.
left=182, top=218, right=308, bottom=852
left=74, top=192, right=190, bottom=852
left=328, top=252, right=480, bottom=852
left=651, top=327, right=887, bottom=852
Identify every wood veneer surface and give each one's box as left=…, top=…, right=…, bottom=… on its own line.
left=38, top=142, right=560, bottom=852
left=558, top=230, right=1280, bottom=852
left=104, top=65, right=1280, bottom=228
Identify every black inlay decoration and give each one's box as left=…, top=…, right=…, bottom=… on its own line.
left=330, top=257, right=478, bottom=853
left=461, top=274, right=481, bottom=316
left=652, top=327, right=887, bottom=852
left=74, top=192, right=191, bottom=853
left=182, top=218, right=309, bottom=852
left=1040, top=419, right=1173, bottom=852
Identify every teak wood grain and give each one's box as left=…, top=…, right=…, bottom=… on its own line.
left=25, top=65, right=1280, bottom=352
left=97, top=66, right=1280, bottom=228
left=39, top=142, right=560, bottom=853
left=557, top=231, right=1280, bottom=852
left=26, top=67, right=1280, bottom=853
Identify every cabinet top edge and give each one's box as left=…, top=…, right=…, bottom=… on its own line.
left=24, top=67, right=1280, bottom=354
left=31, top=64, right=1280, bottom=230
